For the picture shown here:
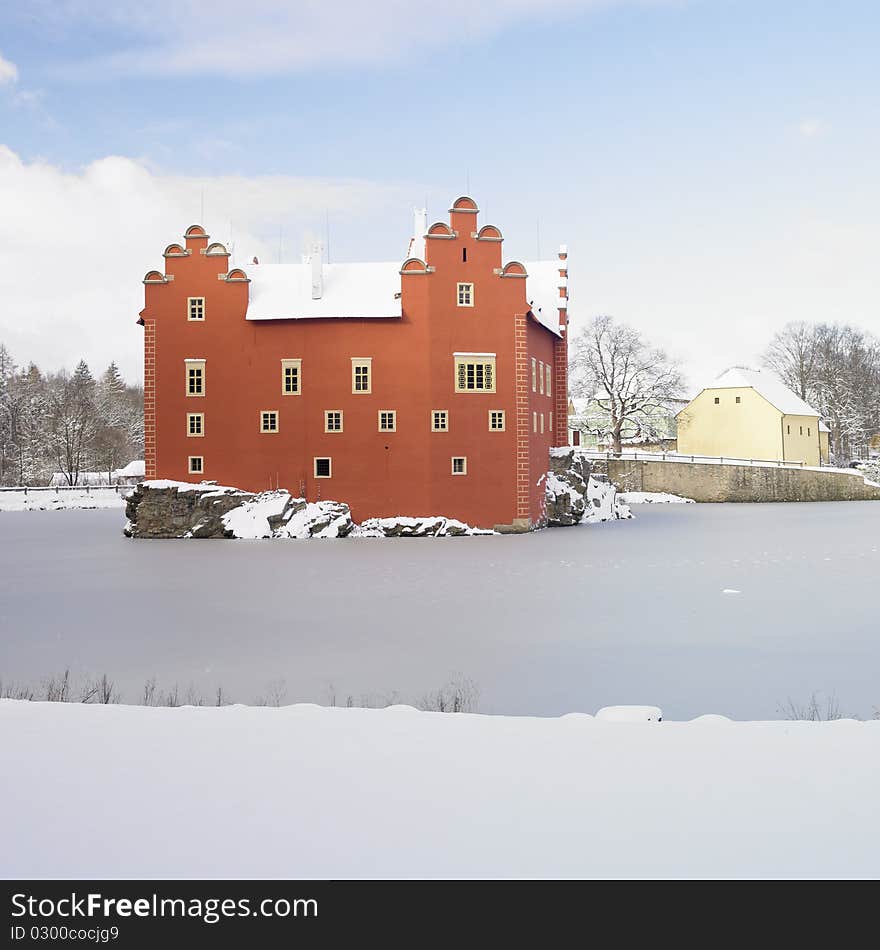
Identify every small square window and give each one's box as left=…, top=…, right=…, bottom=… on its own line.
left=489, top=410, right=505, bottom=432
left=735, top=396, right=741, bottom=404
left=260, top=410, right=279, bottom=433
left=451, top=456, right=467, bottom=475
left=281, top=359, right=301, bottom=395
left=457, top=283, right=474, bottom=307
left=188, top=456, right=203, bottom=475
left=432, top=410, right=449, bottom=432
left=314, top=457, right=332, bottom=478
left=378, top=410, right=397, bottom=432
left=714, top=397, right=720, bottom=404
left=352, top=358, right=372, bottom=394
left=325, top=410, right=343, bottom=433
left=187, top=297, right=205, bottom=321
left=187, top=413, right=204, bottom=437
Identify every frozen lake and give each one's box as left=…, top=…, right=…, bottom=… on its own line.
left=1, top=502, right=878, bottom=720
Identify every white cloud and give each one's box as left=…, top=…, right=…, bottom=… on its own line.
left=798, top=118, right=827, bottom=138
left=0, top=52, right=19, bottom=84
left=43, top=0, right=627, bottom=78
left=0, top=146, right=416, bottom=381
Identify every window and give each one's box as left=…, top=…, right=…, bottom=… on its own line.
left=378, top=410, right=397, bottom=432
left=462, top=247, right=467, bottom=263
left=187, top=413, right=204, bottom=437
left=533, top=411, right=537, bottom=433
left=451, top=456, right=467, bottom=475
left=539, top=361, right=544, bottom=395
left=260, top=410, right=279, bottom=433
left=185, top=360, right=205, bottom=396
left=489, top=410, right=506, bottom=432
left=546, top=364, right=552, bottom=397
left=281, top=359, right=301, bottom=395
left=808, top=427, right=811, bottom=436
left=188, top=456, right=203, bottom=475
left=549, top=412, right=553, bottom=431
left=540, top=414, right=545, bottom=434
left=432, top=410, right=449, bottom=432
left=799, top=426, right=803, bottom=435
left=457, top=283, right=474, bottom=307
left=787, top=425, right=791, bottom=434
left=314, top=457, right=332, bottom=478
left=735, top=396, right=741, bottom=404
left=454, top=355, right=495, bottom=392
left=532, top=358, right=537, bottom=393
left=187, top=297, right=205, bottom=321
left=352, top=358, right=372, bottom=394
left=325, top=410, right=343, bottom=433
left=714, top=397, right=720, bottom=404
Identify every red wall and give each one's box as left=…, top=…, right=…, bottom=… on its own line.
left=141, top=201, right=567, bottom=530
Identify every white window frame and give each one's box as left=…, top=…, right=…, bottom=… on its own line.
left=187, top=297, right=205, bottom=321
left=451, top=456, right=467, bottom=475
left=281, top=358, right=302, bottom=396
left=546, top=364, right=552, bottom=397
left=454, top=354, right=496, bottom=393
left=549, top=412, right=553, bottom=431
left=432, top=410, right=449, bottom=432
left=540, top=413, right=544, bottom=434
left=324, top=410, right=344, bottom=433
left=533, top=411, right=537, bottom=433
left=186, top=412, right=204, bottom=438
left=531, top=358, right=537, bottom=393
left=539, top=360, right=544, bottom=395
left=457, top=283, right=474, bottom=307
left=351, top=358, right=372, bottom=394
left=488, top=410, right=506, bottom=432
left=314, top=457, right=332, bottom=479
left=185, top=359, right=205, bottom=397
left=260, top=410, right=279, bottom=433
left=378, top=410, right=397, bottom=432
left=188, top=455, right=204, bottom=475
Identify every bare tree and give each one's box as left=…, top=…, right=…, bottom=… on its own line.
left=762, top=322, right=880, bottom=460
left=569, top=315, right=685, bottom=454
left=418, top=674, right=480, bottom=713
left=779, top=692, right=843, bottom=721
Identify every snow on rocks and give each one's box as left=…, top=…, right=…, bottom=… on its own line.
left=352, top=516, right=492, bottom=538
left=124, top=481, right=354, bottom=540
left=545, top=448, right=631, bottom=526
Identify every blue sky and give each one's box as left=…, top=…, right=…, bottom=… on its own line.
left=1, top=0, right=878, bottom=382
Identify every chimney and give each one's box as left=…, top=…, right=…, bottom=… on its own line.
left=413, top=208, right=427, bottom=239
left=310, top=242, right=323, bottom=299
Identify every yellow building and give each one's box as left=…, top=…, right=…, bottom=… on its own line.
left=676, top=367, right=829, bottom=466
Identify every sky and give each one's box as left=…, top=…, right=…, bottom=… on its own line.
left=0, top=0, right=878, bottom=387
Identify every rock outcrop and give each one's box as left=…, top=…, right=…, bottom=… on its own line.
left=124, top=482, right=354, bottom=539
left=352, top=516, right=492, bottom=538
left=545, top=449, right=632, bottom=526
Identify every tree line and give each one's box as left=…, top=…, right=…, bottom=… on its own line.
left=0, top=343, right=144, bottom=487
left=763, top=322, right=880, bottom=460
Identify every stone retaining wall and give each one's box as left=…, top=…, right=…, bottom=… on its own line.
left=589, top=458, right=880, bottom=503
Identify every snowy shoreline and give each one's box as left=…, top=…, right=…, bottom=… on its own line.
left=3, top=699, right=879, bottom=879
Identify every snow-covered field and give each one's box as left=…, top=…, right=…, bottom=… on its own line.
left=618, top=491, right=695, bottom=504
left=2, top=502, right=879, bottom=719
left=2, top=699, right=878, bottom=879
left=0, top=487, right=127, bottom=511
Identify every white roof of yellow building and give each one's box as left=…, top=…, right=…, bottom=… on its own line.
left=696, top=367, right=821, bottom=418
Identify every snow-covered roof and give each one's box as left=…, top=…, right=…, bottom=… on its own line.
left=706, top=367, right=821, bottom=417
left=246, top=262, right=403, bottom=321
left=523, top=260, right=566, bottom=337
left=245, top=258, right=565, bottom=336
